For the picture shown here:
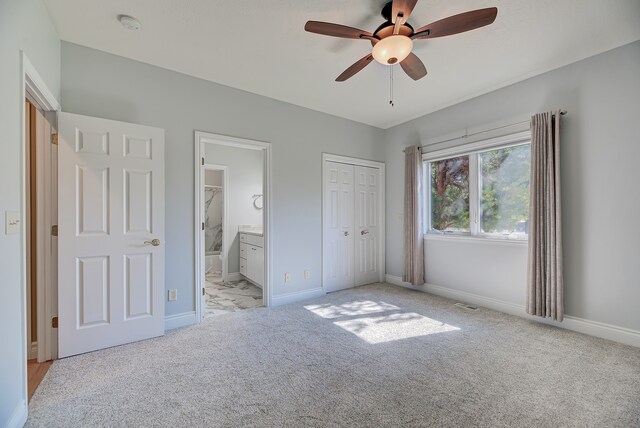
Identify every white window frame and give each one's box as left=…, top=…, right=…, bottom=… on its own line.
left=422, top=130, right=531, bottom=243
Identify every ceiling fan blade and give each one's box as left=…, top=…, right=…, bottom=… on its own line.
left=400, top=53, right=427, bottom=80
left=412, top=7, right=497, bottom=39
left=392, top=0, right=419, bottom=25
left=336, top=54, right=374, bottom=82
left=305, top=21, right=373, bottom=39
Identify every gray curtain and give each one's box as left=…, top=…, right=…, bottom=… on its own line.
left=403, top=145, right=425, bottom=285
left=527, top=111, right=564, bottom=321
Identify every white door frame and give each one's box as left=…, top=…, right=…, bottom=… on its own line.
left=202, top=164, right=229, bottom=282
left=194, top=131, right=272, bottom=321
left=321, top=153, right=386, bottom=289
left=19, top=52, right=61, bottom=404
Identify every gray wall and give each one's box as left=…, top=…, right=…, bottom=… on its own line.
left=205, top=170, right=222, bottom=187
left=60, top=42, right=386, bottom=316
left=205, top=144, right=263, bottom=273
left=384, top=41, right=640, bottom=331
left=0, top=0, right=60, bottom=423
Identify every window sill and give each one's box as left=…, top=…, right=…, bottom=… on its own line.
left=424, top=233, right=528, bottom=247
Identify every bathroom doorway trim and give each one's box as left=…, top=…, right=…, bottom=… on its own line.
left=194, top=131, right=272, bottom=322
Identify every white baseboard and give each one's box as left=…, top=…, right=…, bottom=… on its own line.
left=28, top=341, right=38, bottom=360
left=227, top=272, right=241, bottom=282
left=6, top=399, right=27, bottom=428
left=164, top=311, right=197, bottom=331
left=385, top=274, right=640, bottom=348
left=247, top=278, right=262, bottom=289
left=271, top=287, right=326, bottom=307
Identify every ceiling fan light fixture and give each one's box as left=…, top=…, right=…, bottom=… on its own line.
left=305, top=2, right=498, bottom=81
left=372, top=35, right=413, bottom=65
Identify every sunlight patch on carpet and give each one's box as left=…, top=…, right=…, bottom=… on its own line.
left=334, top=312, right=460, bottom=344
left=305, top=300, right=460, bottom=344
left=304, top=300, right=400, bottom=319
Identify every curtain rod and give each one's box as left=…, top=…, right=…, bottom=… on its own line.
left=404, top=110, right=567, bottom=152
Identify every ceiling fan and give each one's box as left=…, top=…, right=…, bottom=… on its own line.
left=304, top=1, right=498, bottom=82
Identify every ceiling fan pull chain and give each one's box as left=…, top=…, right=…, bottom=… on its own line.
left=389, top=65, right=395, bottom=107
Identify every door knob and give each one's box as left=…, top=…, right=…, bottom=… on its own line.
left=344, top=231, right=350, bottom=237
left=144, top=239, right=161, bottom=247
left=361, top=230, right=369, bottom=235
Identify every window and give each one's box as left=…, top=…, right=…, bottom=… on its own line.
left=479, top=145, right=530, bottom=237
left=429, top=155, right=470, bottom=233
left=425, top=133, right=531, bottom=240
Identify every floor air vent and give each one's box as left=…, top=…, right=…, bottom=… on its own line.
left=454, top=302, right=479, bottom=311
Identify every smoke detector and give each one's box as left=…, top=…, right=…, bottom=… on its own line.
left=118, top=15, right=141, bottom=31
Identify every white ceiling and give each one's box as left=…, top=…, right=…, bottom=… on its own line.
left=44, top=0, right=640, bottom=129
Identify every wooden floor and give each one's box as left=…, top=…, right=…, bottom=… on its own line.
left=28, top=359, right=52, bottom=401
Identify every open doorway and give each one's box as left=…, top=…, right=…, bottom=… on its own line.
left=201, top=143, right=264, bottom=317
left=196, top=133, right=271, bottom=319
left=21, top=54, right=59, bottom=401
left=25, top=98, right=51, bottom=400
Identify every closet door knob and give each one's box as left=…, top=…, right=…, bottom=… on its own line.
left=344, top=231, right=350, bottom=237
left=361, top=230, right=369, bottom=235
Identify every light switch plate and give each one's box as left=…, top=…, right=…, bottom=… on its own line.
left=5, top=211, right=20, bottom=234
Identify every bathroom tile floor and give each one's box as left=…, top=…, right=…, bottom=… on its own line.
left=204, top=272, right=263, bottom=317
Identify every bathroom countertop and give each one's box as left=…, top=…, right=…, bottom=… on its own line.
left=238, top=226, right=263, bottom=237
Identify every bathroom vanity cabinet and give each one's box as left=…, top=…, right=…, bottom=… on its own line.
left=239, top=232, right=264, bottom=288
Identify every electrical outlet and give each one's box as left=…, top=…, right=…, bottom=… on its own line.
left=285, top=272, right=292, bottom=283
left=304, top=270, right=311, bottom=280
left=168, top=289, right=178, bottom=301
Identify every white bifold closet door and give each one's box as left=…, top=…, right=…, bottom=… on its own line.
left=354, top=165, right=380, bottom=286
left=323, top=161, right=380, bottom=292
left=324, top=162, right=354, bottom=292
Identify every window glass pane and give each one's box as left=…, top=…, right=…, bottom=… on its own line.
left=430, top=155, right=470, bottom=232
left=479, top=144, right=530, bottom=237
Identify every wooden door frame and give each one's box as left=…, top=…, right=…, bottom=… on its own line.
left=321, top=153, right=386, bottom=290
left=19, top=52, right=60, bottom=412
left=194, top=131, right=272, bottom=322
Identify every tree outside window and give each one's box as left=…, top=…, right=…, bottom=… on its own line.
left=430, top=155, right=470, bottom=232
left=480, top=145, right=530, bottom=237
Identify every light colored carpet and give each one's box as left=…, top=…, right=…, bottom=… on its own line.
left=204, top=272, right=263, bottom=316
left=27, top=283, right=640, bottom=427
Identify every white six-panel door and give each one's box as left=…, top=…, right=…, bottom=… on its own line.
left=354, top=166, right=380, bottom=286
left=323, top=161, right=355, bottom=292
left=58, top=112, right=165, bottom=358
